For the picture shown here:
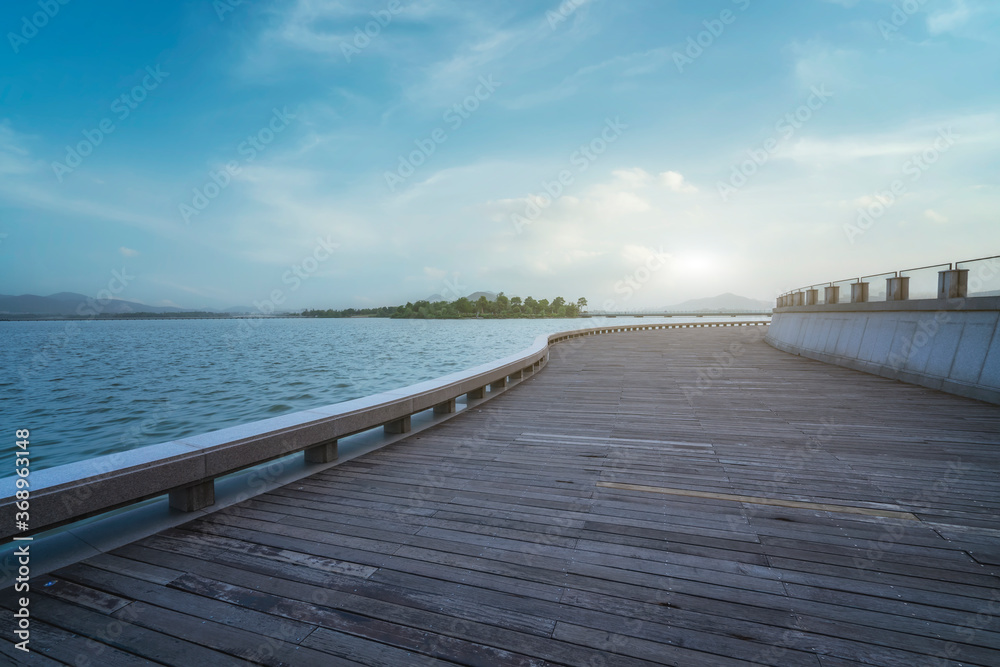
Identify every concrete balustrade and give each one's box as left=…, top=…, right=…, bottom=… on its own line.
left=887, top=276, right=909, bottom=301
left=825, top=286, right=840, bottom=304
left=939, top=269, right=969, bottom=299
left=851, top=282, right=869, bottom=303
left=0, top=320, right=770, bottom=540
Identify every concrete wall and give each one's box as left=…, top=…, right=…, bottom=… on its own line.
left=765, top=297, right=1000, bottom=405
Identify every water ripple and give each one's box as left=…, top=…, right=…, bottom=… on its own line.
left=1, top=316, right=753, bottom=470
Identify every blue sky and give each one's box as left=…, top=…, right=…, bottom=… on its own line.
left=1, top=0, right=998, bottom=310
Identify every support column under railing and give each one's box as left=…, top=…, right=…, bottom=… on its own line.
left=169, top=481, right=215, bottom=512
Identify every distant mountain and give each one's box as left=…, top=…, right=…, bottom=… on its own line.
left=0, top=292, right=185, bottom=315
left=424, top=291, right=498, bottom=303
left=664, top=293, right=772, bottom=312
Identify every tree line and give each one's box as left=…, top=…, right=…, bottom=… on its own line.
left=302, top=294, right=588, bottom=319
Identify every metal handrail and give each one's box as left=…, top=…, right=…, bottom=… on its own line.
left=779, top=255, right=996, bottom=298
left=899, top=262, right=951, bottom=275
left=957, top=254, right=1000, bottom=268
left=860, top=270, right=898, bottom=281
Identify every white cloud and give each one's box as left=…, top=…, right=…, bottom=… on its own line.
left=0, top=120, right=42, bottom=176
left=927, top=1, right=972, bottom=35
left=611, top=167, right=652, bottom=189
left=659, top=170, right=698, bottom=194
left=924, top=209, right=949, bottom=223
left=505, top=47, right=671, bottom=109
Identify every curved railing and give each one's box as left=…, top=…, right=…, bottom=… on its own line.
left=776, top=254, right=999, bottom=307
left=0, top=320, right=769, bottom=542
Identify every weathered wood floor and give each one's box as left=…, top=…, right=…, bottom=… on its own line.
left=4, top=327, right=1000, bottom=666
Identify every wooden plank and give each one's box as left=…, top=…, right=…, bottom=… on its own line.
left=596, top=482, right=920, bottom=520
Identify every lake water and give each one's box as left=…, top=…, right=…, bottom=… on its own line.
left=1, top=316, right=767, bottom=471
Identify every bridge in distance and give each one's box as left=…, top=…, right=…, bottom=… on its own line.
left=581, top=311, right=772, bottom=318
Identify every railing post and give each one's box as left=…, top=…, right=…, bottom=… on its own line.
left=851, top=282, right=869, bottom=303
left=384, top=416, right=411, bottom=434
left=169, top=480, right=215, bottom=512
left=825, top=286, right=840, bottom=304
left=938, top=269, right=969, bottom=299
left=304, top=439, right=338, bottom=463
left=886, top=276, right=909, bottom=301
left=467, top=386, right=486, bottom=400
left=490, top=377, right=508, bottom=391
left=433, top=399, right=456, bottom=414
left=792, top=292, right=804, bottom=307
left=805, top=289, right=818, bottom=306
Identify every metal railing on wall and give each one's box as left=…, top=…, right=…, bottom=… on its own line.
left=775, top=255, right=1000, bottom=307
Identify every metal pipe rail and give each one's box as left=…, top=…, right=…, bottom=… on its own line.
left=0, top=320, right=770, bottom=542
left=778, top=254, right=998, bottom=298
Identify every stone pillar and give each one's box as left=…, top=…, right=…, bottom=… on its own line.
left=851, top=282, right=869, bottom=303
left=805, top=289, right=818, bottom=306
left=304, top=439, right=338, bottom=463
left=509, top=369, right=524, bottom=380
left=384, top=416, right=411, bottom=434
left=490, top=377, right=508, bottom=391
left=938, top=269, right=969, bottom=299
left=169, top=480, right=215, bottom=512
left=825, top=286, right=840, bottom=304
left=433, top=399, right=456, bottom=414
left=792, top=292, right=804, bottom=307
left=886, top=276, right=909, bottom=301
left=467, top=386, right=486, bottom=400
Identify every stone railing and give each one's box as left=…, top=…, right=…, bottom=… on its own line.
left=0, top=320, right=769, bottom=542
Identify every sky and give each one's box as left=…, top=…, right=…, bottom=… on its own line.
left=0, top=0, right=998, bottom=311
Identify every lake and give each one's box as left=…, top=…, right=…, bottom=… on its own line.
left=1, top=316, right=766, bottom=470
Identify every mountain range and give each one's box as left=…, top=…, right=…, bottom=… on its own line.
left=664, top=293, right=773, bottom=312
left=425, top=291, right=498, bottom=302
left=0, top=293, right=254, bottom=316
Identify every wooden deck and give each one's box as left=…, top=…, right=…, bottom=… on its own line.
left=5, top=327, right=1000, bottom=666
